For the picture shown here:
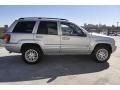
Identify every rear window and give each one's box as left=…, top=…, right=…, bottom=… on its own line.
left=13, top=21, right=35, bottom=33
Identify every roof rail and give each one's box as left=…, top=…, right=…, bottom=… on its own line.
left=19, top=17, right=68, bottom=21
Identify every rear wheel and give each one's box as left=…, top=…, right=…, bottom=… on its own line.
left=22, top=46, right=42, bottom=64
left=92, top=46, right=111, bottom=63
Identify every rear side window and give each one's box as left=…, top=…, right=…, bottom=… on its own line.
left=37, top=21, right=57, bottom=35
left=13, top=21, right=35, bottom=33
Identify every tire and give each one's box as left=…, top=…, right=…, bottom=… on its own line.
left=22, top=46, right=42, bottom=64
left=92, top=46, right=111, bottom=63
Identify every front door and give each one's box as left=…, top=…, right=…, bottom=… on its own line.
left=60, top=22, right=90, bottom=54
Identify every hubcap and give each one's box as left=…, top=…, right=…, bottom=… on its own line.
left=25, top=49, right=38, bottom=62
left=96, top=49, right=108, bottom=61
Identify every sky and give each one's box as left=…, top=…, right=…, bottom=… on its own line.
left=0, top=5, right=120, bottom=27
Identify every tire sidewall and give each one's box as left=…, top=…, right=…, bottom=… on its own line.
left=93, top=46, right=111, bottom=63
left=22, top=47, right=42, bottom=64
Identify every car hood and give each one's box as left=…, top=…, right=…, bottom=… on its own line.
left=90, top=32, right=114, bottom=41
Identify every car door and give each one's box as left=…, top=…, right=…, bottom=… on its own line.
left=60, top=22, right=90, bottom=54
left=34, top=20, right=60, bottom=55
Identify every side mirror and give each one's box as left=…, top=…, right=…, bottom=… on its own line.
left=78, top=32, right=87, bottom=37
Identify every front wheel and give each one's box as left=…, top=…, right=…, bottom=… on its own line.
left=92, top=46, right=111, bottom=63
left=22, top=46, right=42, bottom=64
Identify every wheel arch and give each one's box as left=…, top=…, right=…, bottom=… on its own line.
left=92, top=43, right=112, bottom=54
left=20, top=43, right=44, bottom=54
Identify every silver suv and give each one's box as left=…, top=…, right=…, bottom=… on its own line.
left=4, top=17, right=116, bottom=64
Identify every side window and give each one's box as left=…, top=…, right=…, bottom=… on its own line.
left=60, top=22, right=84, bottom=36
left=37, top=21, right=58, bottom=35
left=13, top=21, right=35, bottom=33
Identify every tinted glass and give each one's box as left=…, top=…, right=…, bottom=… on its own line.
left=13, top=21, right=35, bottom=33
left=61, top=22, right=84, bottom=36
left=37, top=21, right=57, bottom=35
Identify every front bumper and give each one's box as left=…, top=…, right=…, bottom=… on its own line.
left=112, top=45, right=117, bottom=53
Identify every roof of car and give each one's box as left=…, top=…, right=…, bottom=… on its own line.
left=18, top=17, right=68, bottom=21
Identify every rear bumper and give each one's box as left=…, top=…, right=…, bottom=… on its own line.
left=5, top=43, right=21, bottom=53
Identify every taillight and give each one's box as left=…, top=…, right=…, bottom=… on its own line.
left=3, top=34, right=10, bottom=43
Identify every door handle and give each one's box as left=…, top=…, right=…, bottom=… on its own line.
left=36, top=35, right=43, bottom=38
left=62, top=37, right=70, bottom=40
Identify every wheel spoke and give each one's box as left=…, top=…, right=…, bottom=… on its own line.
left=96, top=49, right=108, bottom=61
left=25, top=49, right=38, bottom=62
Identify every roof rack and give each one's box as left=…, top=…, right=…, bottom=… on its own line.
left=19, top=17, right=68, bottom=21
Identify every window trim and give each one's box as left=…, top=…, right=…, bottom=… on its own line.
left=36, top=20, right=59, bottom=35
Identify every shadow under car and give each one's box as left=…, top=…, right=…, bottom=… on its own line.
left=0, top=55, right=109, bottom=83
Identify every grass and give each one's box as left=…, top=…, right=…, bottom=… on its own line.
left=0, top=39, right=4, bottom=47
left=0, top=33, right=4, bottom=39
left=0, top=27, right=5, bottom=39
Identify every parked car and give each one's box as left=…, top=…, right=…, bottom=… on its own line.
left=3, top=17, right=116, bottom=64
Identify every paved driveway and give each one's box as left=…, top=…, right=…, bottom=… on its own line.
left=0, top=37, right=120, bottom=85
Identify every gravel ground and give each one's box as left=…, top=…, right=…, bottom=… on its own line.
left=0, top=37, right=120, bottom=85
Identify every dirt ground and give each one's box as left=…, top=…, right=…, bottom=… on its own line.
left=0, top=36, right=120, bottom=85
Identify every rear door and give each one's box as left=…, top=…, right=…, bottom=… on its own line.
left=34, top=20, right=60, bottom=55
